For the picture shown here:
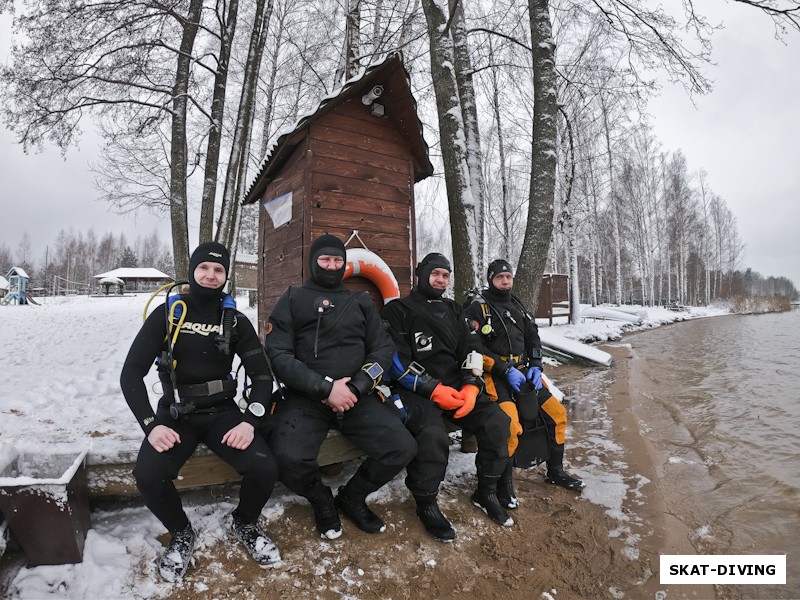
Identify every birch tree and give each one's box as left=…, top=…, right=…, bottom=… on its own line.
left=199, top=0, right=241, bottom=243
left=216, top=0, right=275, bottom=254
left=420, top=0, right=484, bottom=299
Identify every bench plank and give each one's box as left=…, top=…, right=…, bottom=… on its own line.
left=87, top=431, right=364, bottom=497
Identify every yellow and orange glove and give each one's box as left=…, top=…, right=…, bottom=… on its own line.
left=430, top=383, right=464, bottom=411
left=455, top=384, right=479, bottom=419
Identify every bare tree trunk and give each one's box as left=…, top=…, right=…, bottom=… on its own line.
left=336, top=0, right=361, bottom=84
left=586, top=152, right=600, bottom=307
left=450, top=0, right=485, bottom=271
left=557, top=106, right=579, bottom=325
left=216, top=0, right=275, bottom=251
left=199, top=0, right=240, bottom=243
left=420, top=0, right=481, bottom=299
left=258, top=8, right=286, bottom=161
left=567, top=216, right=580, bottom=323
left=398, top=0, right=420, bottom=47
left=488, top=49, right=511, bottom=259
left=600, top=95, right=623, bottom=305
left=516, top=0, right=557, bottom=308
left=373, top=0, right=383, bottom=56
left=170, top=0, right=204, bottom=280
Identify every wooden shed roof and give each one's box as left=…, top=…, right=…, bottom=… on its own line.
left=243, top=51, right=434, bottom=205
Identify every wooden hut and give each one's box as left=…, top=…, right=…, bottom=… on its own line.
left=243, top=51, right=434, bottom=336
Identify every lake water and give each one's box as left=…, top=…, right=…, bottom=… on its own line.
left=623, top=309, right=800, bottom=598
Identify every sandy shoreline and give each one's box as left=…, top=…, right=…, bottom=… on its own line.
left=600, top=342, right=724, bottom=599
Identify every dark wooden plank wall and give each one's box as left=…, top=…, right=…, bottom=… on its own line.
left=255, top=95, right=419, bottom=335
left=307, top=98, right=415, bottom=298
left=258, top=142, right=308, bottom=334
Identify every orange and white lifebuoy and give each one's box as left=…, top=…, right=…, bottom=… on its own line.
left=344, top=248, right=400, bottom=304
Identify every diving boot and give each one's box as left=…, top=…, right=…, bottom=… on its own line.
left=230, top=513, right=281, bottom=566
left=496, top=460, right=518, bottom=509
left=545, top=468, right=585, bottom=491
left=307, top=485, right=342, bottom=539
left=336, top=473, right=386, bottom=533
left=414, top=496, right=456, bottom=542
left=471, top=476, right=513, bottom=527
left=158, top=523, right=196, bottom=582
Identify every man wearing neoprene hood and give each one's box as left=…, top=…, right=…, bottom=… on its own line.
left=381, top=252, right=515, bottom=528
left=121, top=242, right=280, bottom=581
left=463, top=258, right=584, bottom=497
left=265, top=234, right=416, bottom=539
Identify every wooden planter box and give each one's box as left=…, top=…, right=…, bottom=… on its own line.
left=0, top=448, right=92, bottom=566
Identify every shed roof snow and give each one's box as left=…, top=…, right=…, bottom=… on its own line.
left=94, top=268, right=171, bottom=280
left=236, top=253, right=257, bottom=264
left=6, top=267, right=30, bottom=279
left=0, top=276, right=8, bottom=289
left=243, top=51, right=434, bottom=204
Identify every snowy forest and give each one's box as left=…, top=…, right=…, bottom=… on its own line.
left=0, top=230, right=173, bottom=295
left=2, top=0, right=799, bottom=306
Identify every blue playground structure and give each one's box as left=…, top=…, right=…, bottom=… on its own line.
left=2, top=267, right=37, bottom=305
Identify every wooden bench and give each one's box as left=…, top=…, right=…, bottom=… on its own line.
left=86, top=430, right=364, bottom=497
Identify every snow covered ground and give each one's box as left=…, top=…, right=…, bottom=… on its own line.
left=0, top=293, right=728, bottom=598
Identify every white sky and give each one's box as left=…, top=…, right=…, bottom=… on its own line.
left=648, top=1, right=800, bottom=287
left=1, top=5, right=798, bottom=288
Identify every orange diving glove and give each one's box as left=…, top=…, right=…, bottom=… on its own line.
left=455, top=384, right=479, bottom=419
left=430, top=383, right=464, bottom=411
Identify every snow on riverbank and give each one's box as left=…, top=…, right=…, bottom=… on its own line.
left=0, top=293, right=729, bottom=598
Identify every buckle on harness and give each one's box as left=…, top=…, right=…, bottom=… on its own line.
left=407, top=361, right=425, bottom=376
left=177, top=379, right=236, bottom=399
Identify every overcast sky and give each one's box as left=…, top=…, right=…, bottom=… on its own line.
left=1, top=3, right=798, bottom=288
left=648, top=1, right=800, bottom=288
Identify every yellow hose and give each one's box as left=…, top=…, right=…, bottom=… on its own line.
left=168, top=300, right=187, bottom=345
left=166, top=300, right=188, bottom=369
left=143, top=282, right=177, bottom=322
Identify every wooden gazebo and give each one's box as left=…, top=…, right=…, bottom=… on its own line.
left=243, top=51, right=434, bottom=336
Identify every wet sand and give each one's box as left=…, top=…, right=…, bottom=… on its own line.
left=601, top=343, right=724, bottom=599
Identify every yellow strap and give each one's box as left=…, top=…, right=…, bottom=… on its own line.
left=397, top=366, right=420, bottom=393
left=480, top=302, right=490, bottom=319
left=501, top=354, right=522, bottom=363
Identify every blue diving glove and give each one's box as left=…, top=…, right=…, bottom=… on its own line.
left=527, top=366, right=543, bottom=390
left=506, top=366, right=526, bottom=392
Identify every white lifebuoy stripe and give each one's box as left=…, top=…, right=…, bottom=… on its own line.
left=344, top=248, right=401, bottom=304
